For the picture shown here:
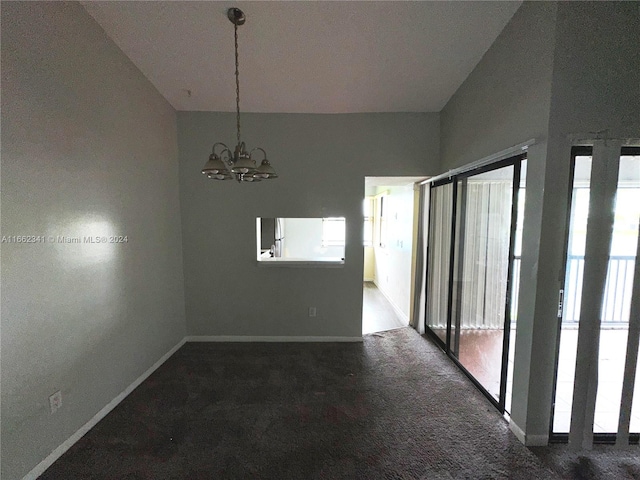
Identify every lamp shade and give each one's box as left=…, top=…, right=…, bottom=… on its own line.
left=207, top=171, right=232, bottom=180
left=231, top=155, right=257, bottom=174
left=201, top=154, right=228, bottom=175
left=254, top=159, right=278, bottom=179
left=241, top=174, right=261, bottom=182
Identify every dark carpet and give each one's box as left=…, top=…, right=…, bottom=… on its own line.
left=39, top=327, right=633, bottom=479
left=531, top=445, right=640, bottom=480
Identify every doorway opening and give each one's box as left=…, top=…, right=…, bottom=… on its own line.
left=362, top=177, right=423, bottom=335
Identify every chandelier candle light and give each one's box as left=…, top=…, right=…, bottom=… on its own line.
left=201, top=7, right=277, bottom=182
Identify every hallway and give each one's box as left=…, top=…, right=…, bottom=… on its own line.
left=362, top=282, right=407, bottom=335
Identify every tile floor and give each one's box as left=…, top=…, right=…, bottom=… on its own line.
left=362, top=282, right=407, bottom=334
left=553, top=328, right=640, bottom=434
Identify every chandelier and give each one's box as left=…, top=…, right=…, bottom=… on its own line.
left=201, top=7, right=277, bottom=182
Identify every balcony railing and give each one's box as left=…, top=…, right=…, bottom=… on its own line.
left=512, top=255, right=636, bottom=325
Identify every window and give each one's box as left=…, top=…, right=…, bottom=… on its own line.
left=378, top=194, right=388, bottom=248
left=363, top=197, right=374, bottom=246
left=322, top=217, right=346, bottom=246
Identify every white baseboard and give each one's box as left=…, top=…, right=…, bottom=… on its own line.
left=372, top=280, right=409, bottom=325
left=363, top=277, right=375, bottom=282
left=526, top=434, right=549, bottom=447
left=186, top=335, right=363, bottom=343
left=510, top=419, right=526, bottom=445
left=23, top=338, right=186, bottom=480
left=509, top=419, right=549, bottom=446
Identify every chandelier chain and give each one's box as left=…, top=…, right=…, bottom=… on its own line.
left=234, top=22, right=241, bottom=146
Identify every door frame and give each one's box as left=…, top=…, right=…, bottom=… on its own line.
left=423, top=153, right=525, bottom=413
left=548, top=145, right=640, bottom=444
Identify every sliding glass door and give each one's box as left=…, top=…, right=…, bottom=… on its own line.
left=451, top=164, right=518, bottom=402
left=551, top=146, right=640, bottom=443
left=425, top=155, right=524, bottom=412
left=425, top=183, right=454, bottom=346
left=551, top=149, right=592, bottom=435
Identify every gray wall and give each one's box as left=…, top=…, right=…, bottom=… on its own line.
left=439, top=1, right=558, bottom=171
left=549, top=1, right=640, bottom=140
left=1, top=3, right=186, bottom=478
left=178, top=112, right=439, bottom=337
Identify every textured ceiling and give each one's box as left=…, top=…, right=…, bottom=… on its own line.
left=82, top=1, right=521, bottom=113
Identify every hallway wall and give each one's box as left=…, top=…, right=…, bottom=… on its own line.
left=372, top=185, right=415, bottom=323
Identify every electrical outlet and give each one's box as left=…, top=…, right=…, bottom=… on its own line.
left=308, top=307, right=317, bottom=317
left=49, top=390, right=62, bottom=414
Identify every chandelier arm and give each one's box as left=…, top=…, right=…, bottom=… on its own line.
left=220, top=148, right=233, bottom=167
left=212, top=142, right=230, bottom=155
left=249, top=147, right=267, bottom=160
left=234, top=22, right=241, bottom=147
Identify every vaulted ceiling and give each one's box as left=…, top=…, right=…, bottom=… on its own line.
left=83, top=1, right=521, bottom=113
